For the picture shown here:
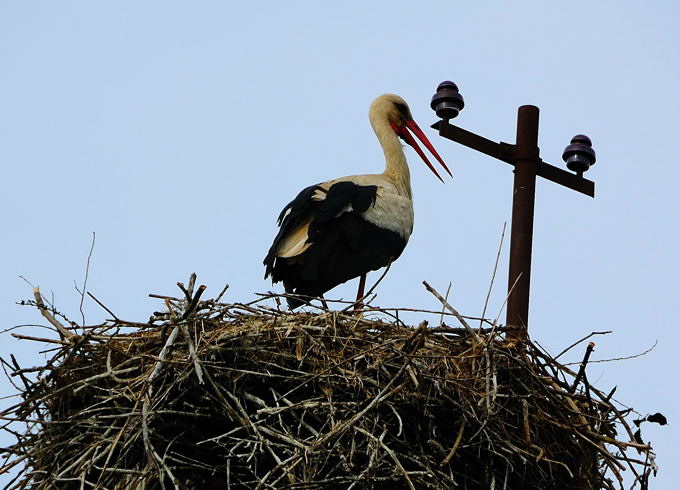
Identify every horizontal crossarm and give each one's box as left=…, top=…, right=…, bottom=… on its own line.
left=432, top=121, right=594, bottom=197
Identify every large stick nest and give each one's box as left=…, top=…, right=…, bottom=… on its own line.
left=1, top=279, right=658, bottom=489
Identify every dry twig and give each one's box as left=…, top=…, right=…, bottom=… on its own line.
left=32, top=287, right=73, bottom=340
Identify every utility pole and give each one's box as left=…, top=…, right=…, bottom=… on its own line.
left=430, top=81, right=596, bottom=341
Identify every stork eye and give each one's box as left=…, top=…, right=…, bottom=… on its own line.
left=394, top=102, right=409, bottom=117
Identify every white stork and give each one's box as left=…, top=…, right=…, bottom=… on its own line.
left=263, top=94, right=451, bottom=308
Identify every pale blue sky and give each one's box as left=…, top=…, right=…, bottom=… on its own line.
left=1, top=1, right=678, bottom=487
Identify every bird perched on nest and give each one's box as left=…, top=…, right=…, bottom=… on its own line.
left=263, top=94, right=451, bottom=308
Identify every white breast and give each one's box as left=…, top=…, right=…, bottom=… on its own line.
left=362, top=187, right=414, bottom=240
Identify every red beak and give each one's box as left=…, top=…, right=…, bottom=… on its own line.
left=391, top=120, right=452, bottom=182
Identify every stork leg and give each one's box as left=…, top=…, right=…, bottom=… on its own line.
left=354, top=274, right=367, bottom=311
left=319, top=295, right=329, bottom=311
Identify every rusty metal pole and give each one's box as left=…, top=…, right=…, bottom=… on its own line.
left=431, top=82, right=596, bottom=343
left=506, top=105, right=540, bottom=341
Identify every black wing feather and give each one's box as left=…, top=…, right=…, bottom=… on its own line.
left=263, top=184, right=319, bottom=278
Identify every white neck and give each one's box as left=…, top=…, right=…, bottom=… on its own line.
left=370, top=115, right=412, bottom=199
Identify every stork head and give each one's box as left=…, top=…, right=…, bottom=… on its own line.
left=370, top=94, right=452, bottom=182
